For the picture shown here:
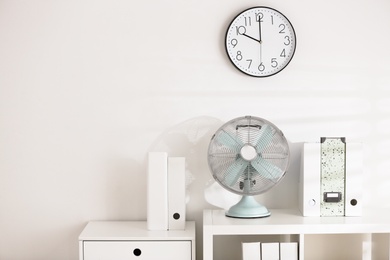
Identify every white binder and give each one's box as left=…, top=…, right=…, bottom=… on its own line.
left=345, top=143, right=363, bottom=216
left=168, top=157, right=186, bottom=230
left=242, top=242, right=260, bottom=260
left=261, top=243, right=279, bottom=260
left=147, top=152, right=168, bottom=230
left=299, top=143, right=321, bottom=216
left=280, top=242, right=298, bottom=260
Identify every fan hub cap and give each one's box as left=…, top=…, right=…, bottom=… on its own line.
left=240, top=144, right=257, bottom=161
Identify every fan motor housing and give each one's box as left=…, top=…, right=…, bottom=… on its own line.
left=240, top=144, right=258, bottom=161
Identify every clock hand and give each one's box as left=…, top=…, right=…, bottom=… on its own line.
left=258, top=16, right=263, bottom=65
left=258, top=16, right=262, bottom=43
left=242, top=33, right=260, bottom=43
left=259, top=42, right=262, bottom=65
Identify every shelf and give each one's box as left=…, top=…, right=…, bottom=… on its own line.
left=203, top=208, right=390, bottom=260
left=204, top=208, right=390, bottom=235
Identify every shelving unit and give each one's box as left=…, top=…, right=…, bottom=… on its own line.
left=79, top=221, right=195, bottom=260
left=203, top=209, right=390, bottom=260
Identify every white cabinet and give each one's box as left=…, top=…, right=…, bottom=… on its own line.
left=79, top=221, right=195, bottom=260
left=203, top=209, right=390, bottom=260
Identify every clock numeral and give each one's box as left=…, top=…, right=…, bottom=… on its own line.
left=271, top=58, right=278, bottom=68
left=258, top=62, right=265, bottom=72
left=284, top=36, right=291, bottom=45
left=246, top=59, right=252, bottom=69
left=279, top=24, right=286, bottom=34
left=236, top=51, right=243, bottom=61
left=256, top=12, right=264, bottom=22
left=236, top=26, right=246, bottom=35
left=231, top=39, right=238, bottom=48
left=280, top=49, right=286, bottom=58
left=244, top=16, right=252, bottom=26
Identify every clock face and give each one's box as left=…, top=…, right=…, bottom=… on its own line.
left=225, top=7, right=296, bottom=77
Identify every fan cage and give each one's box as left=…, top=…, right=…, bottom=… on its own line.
left=207, top=116, right=290, bottom=196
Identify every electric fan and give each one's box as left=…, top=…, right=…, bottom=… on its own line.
left=207, top=116, right=290, bottom=218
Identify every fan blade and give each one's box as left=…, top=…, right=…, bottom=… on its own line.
left=223, top=158, right=249, bottom=187
left=255, top=124, right=274, bottom=152
left=214, top=130, right=243, bottom=152
left=251, top=156, right=283, bottom=180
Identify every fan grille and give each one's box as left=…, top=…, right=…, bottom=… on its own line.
left=207, top=116, right=290, bottom=195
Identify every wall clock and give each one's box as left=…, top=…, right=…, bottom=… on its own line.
left=225, top=6, right=296, bottom=77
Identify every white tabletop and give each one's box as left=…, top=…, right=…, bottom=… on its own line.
left=79, top=221, right=196, bottom=241
left=204, top=208, right=390, bottom=235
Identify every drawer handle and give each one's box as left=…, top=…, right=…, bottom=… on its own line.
left=133, top=248, right=142, bottom=256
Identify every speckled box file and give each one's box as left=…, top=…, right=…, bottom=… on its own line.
left=320, top=137, right=346, bottom=217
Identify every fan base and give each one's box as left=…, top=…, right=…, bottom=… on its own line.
left=226, top=195, right=271, bottom=218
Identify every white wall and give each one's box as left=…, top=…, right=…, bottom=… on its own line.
left=1, top=0, right=390, bottom=259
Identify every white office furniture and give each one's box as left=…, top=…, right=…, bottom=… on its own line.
left=79, top=221, right=195, bottom=260
left=203, top=209, right=390, bottom=260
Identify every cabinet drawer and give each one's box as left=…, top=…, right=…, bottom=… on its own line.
left=83, top=241, right=192, bottom=260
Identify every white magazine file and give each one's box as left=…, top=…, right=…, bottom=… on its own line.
left=147, top=152, right=168, bottom=230
left=168, top=157, right=186, bottom=230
